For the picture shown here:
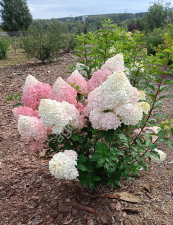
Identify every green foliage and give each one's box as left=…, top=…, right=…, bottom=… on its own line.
left=145, top=0, right=171, bottom=32
left=61, top=33, right=77, bottom=53
left=0, top=0, right=33, bottom=31
left=0, top=36, right=10, bottom=59
left=5, top=93, right=22, bottom=108
left=47, top=22, right=173, bottom=189
left=145, top=23, right=173, bottom=55
left=20, top=21, right=63, bottom=63
left=11, top=36, right=21, bottom=54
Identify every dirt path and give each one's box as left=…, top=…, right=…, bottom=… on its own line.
left=1, top=54, right=173, bottom=225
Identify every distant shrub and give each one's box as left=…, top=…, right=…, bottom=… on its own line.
left=61, top=33, right=77, bottom=53
left=0, top=36, right=10, bottom=59
left=145, top=24, right=173, bottom=55
left=20, top=21, right=63, bottom=63
left=128, top=21, right=137, bottom=32
left=145, top=28, right=164, bottom=55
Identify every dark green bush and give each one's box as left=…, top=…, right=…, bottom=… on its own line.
left=0, top=36, right=10, bottom=59
left=20, top=21, right=63, bottom=63
left=145, top=28, right=163, bottom=55
left=61, top=33, right=77, bottom=53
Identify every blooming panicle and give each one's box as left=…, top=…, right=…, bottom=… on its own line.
left=87, top=69, right=112, bottom=92
left=51, top=77, right=77, bottom=105
left=49, top=151, right=78, bottom=180
left=12, top=107, right=39, bottom=119
left=24, top=75, right=39, bottom=88
left=18, top=115, right=47, bottom=143
left=120, top=105, right=143, bottom=125
left=138, top=102, right=150, bottom=114
left=64, top=150, right=78, bottom=160
left=138, top=90, right=146, bottom=100
left=87, top=69, right=144, bottom=129
left=101, top=53, right=125, bottom=72
left=150, top=149, right=167, bottom=163
left=39, top=99, right=79, bottom=134
left=100, top=112, right=121, bottom=131
left=75, top=62, right=88, bottom=78
left=88, top=70, right=134, bottom=112
left=22, top=76, right=52, bottom=110
left=67, top=70, right=87, bottom=94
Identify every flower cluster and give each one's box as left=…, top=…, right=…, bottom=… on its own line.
left=22, top=75, right=52, bottom=110
left=12, top=106, right=39, bottom=119
left=87, top=69, right=112, bottom=93
left=51, top=77, right=77, bottom=105
left=150, top=149, right=167, bottom=163
left=49, top=151, right=78, bottom=180
left=67, top=70, right=87, bottom=94
left=18, top=115, right=48, bottom=151
left=101, top=53, right=125, bottom=72
left=39, top=99, right=79, bottom=134
left=14, top=53, right=150, bottom=152
left=87, top=69, right=149, bottom=129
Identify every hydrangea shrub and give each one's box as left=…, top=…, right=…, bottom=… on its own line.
left=9, top=24, right=173, bottom=189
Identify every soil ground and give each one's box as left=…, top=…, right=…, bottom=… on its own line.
left=1, top=54, right=173, bottom=225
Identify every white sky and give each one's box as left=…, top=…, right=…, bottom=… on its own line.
left=26, top=0, right=172, bottom=19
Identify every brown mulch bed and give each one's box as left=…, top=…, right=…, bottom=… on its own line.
left=1, top=53, right=173, bottom=225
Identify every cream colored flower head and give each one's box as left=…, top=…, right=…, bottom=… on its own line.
left=138, top=90, right=146, bottom=100
left=150, top=149, right=167, bottom=163
left=138, top=102, right=150, bottom=114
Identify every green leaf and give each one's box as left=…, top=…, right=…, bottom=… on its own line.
left=170, top=128, right=173, bottom=135
left=105, top=129, right=114, bottom=142
left=89, top=182, right=95, bottom=190
left=92, top=176, right=101, bottom=181
left=153, top=113, right=168, bottom=118
left=77, top=164, right=88, bottom=171
left=162, top=138, right=173, bottom=149
left=90, top=153, right=102, bottom=161
left=164, top=80, right=173, bottom=84
left=141, top=82, right=155, bottom=91
left=74, top=85, right=79, bottom=91
left=157, top=130, right=167, bottom=140
left=80, top=180, right=89, bottom=185
left=12, top=103, right=22, bottom=108
left=71, top=134, right=85, bottom=142
left=78, top=154, right=87, bottom=163
left=96, top=142, right=108, bottom=154
left=159, top=95, right=173, bottom=100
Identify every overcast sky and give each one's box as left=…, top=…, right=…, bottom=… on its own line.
left=27, top=0, right=172, bottom=20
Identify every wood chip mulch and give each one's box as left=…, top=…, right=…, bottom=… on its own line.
left=1, top=54, right=173, bottom=225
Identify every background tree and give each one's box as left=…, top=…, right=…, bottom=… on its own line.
left=146, top=0, right=171, bottom=32
left=0, top=0, right=32, bottom=31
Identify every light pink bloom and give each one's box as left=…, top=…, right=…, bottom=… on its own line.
left=12, top=107, right=39, bottom=119
left=64, top=150, right=78, bottom=160
left=134, top=126, right=159, bottom=143
left=51, top=77, right=77, bottom=105
left=22, top=82, right=52, bottom=110
left=67, top=70, right=87, bottom=94
left=18, top=115, right=47, bottom=143
left=87, top=69, right=112, bottom=92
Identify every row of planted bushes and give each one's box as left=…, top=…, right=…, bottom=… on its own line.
left=1, top=19, right=173, bottom=62
left=0, top=21, right=77, bottom=62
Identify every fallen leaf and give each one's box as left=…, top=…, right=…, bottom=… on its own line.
left=106, top=192, right=141, bottom=203
left=63, top=220, right=73, bottom=224
left=121, top=207, right=140, bottom=214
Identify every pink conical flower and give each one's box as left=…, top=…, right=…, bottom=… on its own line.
left=51, top=77, right=77, bottom=105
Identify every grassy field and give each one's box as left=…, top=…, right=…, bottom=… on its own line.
left=0, top=46, right=30, bottom=69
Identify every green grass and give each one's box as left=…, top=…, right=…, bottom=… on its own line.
left=0, top=46, right=30, bottom=68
